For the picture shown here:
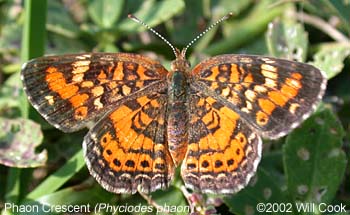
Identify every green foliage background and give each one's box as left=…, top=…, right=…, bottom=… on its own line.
left=0, top=0, right=349, bottom=214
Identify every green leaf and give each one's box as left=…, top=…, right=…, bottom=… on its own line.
left=170, top=0, right=253, bottom=49
left=205, top=0, right=289, bottom=55
left=151, top=186, right=189, bottom=215
left=88, top=0, right=124, bottom=28
left=310, top=43, right=350, bottom=79
left=283, top=107, right=347, bottom=205
left=117, top=195, right=153, bottom=215
left=46, top=0, right=80, bottom=38
left=115, top=185, right=189, bottom=215
left=212, top=0, right=253, bottom=17
left=224, top=168, right=290, bottom=215
left=328, top=0, right=350, bottom=34
left=0, top=118, right=46, bottom=168
left=0, top=73, right=25, bottom=118
left=0, top=22, right=22, bottom=57
left=118, top=0, right=185, bottom=33
left=168, top=0, right=204, bottom=45
left=266, top=18, right=308, bottom=62
left=46, top=34, right=86, bottom=55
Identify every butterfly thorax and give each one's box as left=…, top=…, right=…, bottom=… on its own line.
left=166, top=51, right=190, bottom=165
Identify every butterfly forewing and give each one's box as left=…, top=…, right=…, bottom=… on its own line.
left=190, top=54, right=327, bottom=139
left=21, top=53, right=168, bottom=132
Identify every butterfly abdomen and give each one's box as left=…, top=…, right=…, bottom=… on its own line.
left=167, top=71, right=189, bottom=165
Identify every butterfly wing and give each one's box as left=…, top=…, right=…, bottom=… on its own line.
left=83, top=92, right=175, bottom=194
left=21, top=53, right=168, bottom=132
left=181, top=54, right=326, bottom=193
left=190, top=54, right=326, bottom=139
left=182, top=93, right=261, bottom=193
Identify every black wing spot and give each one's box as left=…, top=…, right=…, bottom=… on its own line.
left=201, top=160, right=209, bottom=168
left=113, top=159, right=121, bottom=167
left=227, top=159, right=234, bottom=166
left=140, top=160, right=150, bottom=168
left=125, top=160, right=135, bottom=167
left=215, top=160, right=223, bottom=168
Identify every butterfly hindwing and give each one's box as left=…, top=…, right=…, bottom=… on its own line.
left=181, top=93, right=262, bottom=193
left=83, top=92, right=175, bottom=194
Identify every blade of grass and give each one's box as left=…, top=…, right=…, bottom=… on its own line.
left=21, top=0, right=47, bottom=62
left=24, top=149, right=85, bottom=201
left=3, top=0, right=47, bottom=209
left=4, top=168, right=21, bottom=204
left=20, top=0, right=47, bottom=119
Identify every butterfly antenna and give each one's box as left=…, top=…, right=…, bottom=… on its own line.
left=128, top=14, right=178, bottom=57
left=182, top=12, right=233, bottom=57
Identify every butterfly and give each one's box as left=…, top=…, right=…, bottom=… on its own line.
left=21, top=14, right=326, bottom=194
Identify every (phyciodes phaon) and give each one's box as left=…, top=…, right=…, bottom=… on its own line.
left=21, top=13, right=327, bottom=194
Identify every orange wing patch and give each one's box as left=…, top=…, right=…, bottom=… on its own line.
left=21, top=53, right=168, bottom=132
left=192, top=54, right=326, bottom=139
left=84, top=93, right=175, bottom=194
left=45, top=66, right=79, bottom=100
left=182, top=94, right=261, bottom=194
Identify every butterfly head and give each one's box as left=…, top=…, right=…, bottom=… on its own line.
left=170, top=48, right=191, bottom=72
